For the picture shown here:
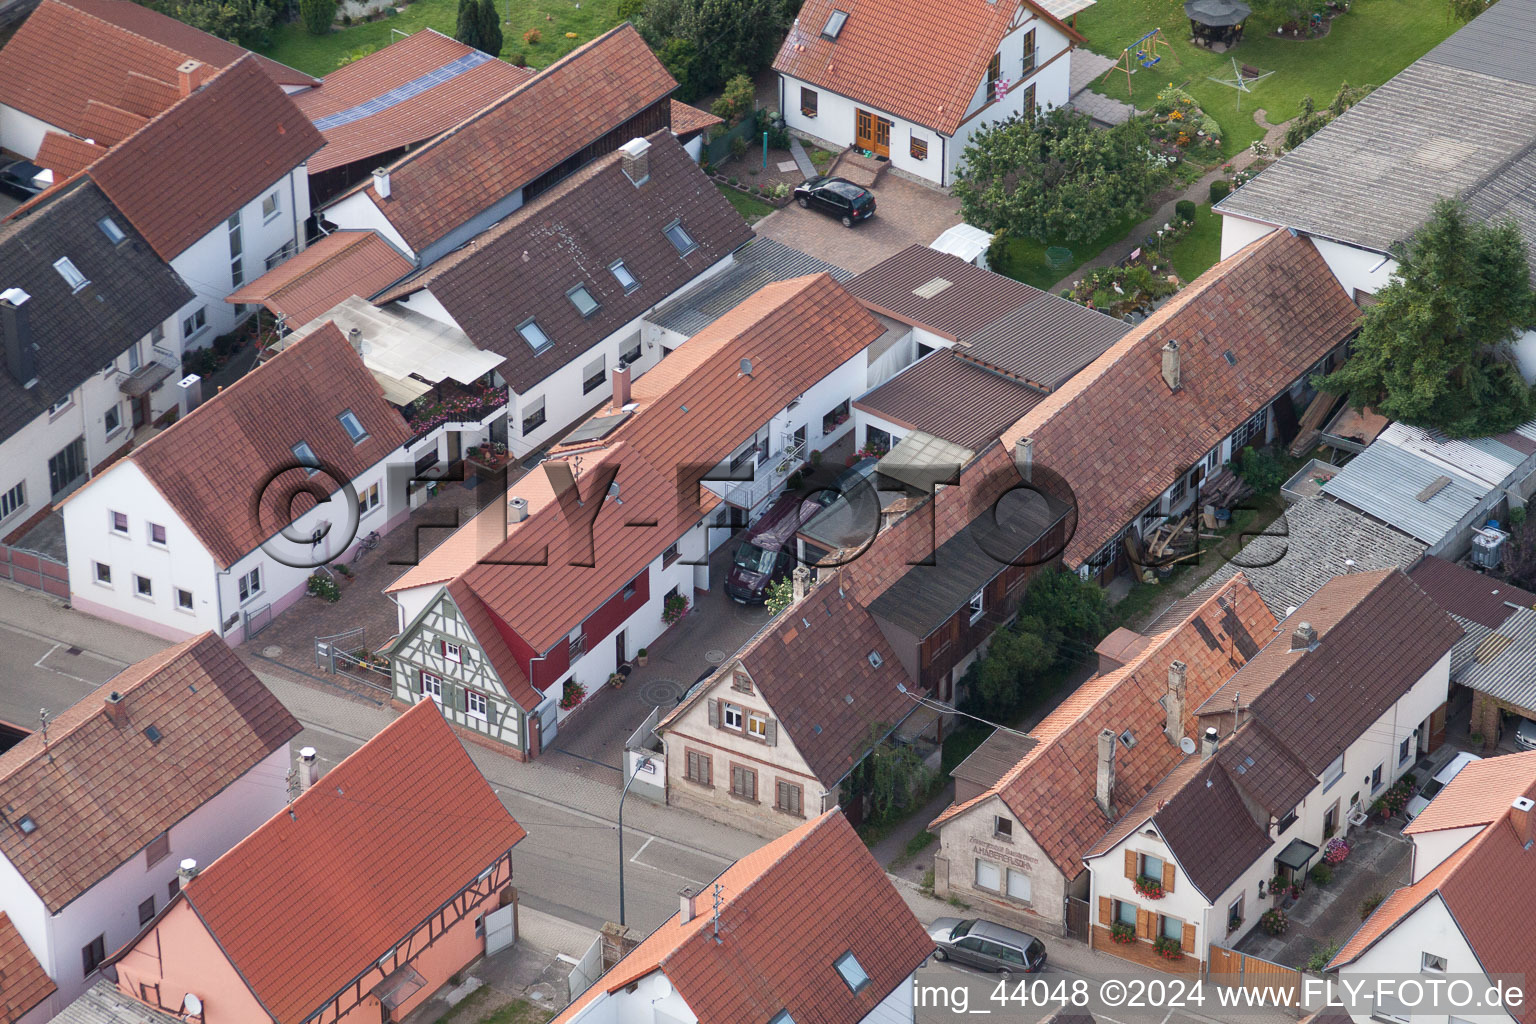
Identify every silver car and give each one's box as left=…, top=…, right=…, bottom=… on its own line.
left=927, top=917, right=1047, bottom=974
left=1517, top=717, right=1536, bottom=751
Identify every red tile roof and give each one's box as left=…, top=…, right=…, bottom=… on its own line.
left=669, top=99, right=723, bottom=137
left=553, top=811, right=933, bottom=1024
left=774, top=0, right=1081, bottom=136
left=0, top=0, right=313, bottom=142
left=77, top=99, right=149, bottom=146
left=444, top=580, right=541, bottom=711
left=1405, top=750, right=1536, bottom=835
left=123, top=322, right=412, bottom=568
left=33, top=132, right=108, bottom=178
left=167, top=700, right=526, bottom=1024
left=227, top=229, right=412, bottom=328
left=86, top=55, right=324, bottom=261
left=0, top=633, right=300, bottom=914
left=930, top=576, right=1277, bottom=876
left=0, top=913, right=55, bottom=1023
left=334, top=23, right=676, bottom=252
left=295, top=30, right=533, bottom=175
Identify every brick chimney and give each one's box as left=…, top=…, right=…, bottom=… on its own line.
left=677, top=886, right=696, bottom=924
left=1161, top=340, right=1180, bottom=391
left=176, top=59, right=207, bottom=96
left=1164, top=660, right=1187, bottom=744
left=103, top=690, right=128, bottom=727
left=619, top=137, right=651, bottom=186
left=1291, top=621, right=1317, bottom=651
left=1201, top=725, right=1220, bottom=759
left=300, top=746, right=319, bottom=791
left=612, top=359, right=632, bottom=408
left=0, top=287, right=37, bottom=389
left=1511, top=796, right=1535, bottom=847
left=791, top=565, right=812, bottom=603
left=1095, top=729, right=1116, bottom=817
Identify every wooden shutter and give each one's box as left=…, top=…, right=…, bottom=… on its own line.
left=1162, top=861, right=1175, bottom=893
left=707, top=699, right=719, bottom=728
left=764, top=718, right=778, bottom=746
left=1097, top=896, right=1112, bottom=925
left=1125, top=849, right=1138, bottom=880
left=1136, top=909, right=1154, bottom=941
left=1181, top=921, right=1196, bottom=953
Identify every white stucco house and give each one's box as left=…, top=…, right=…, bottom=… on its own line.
left=0, top=633, right=300, bottom=1024
left=773, top=0, right=1086, bottom=187
left=61, top=323, right=414, bottom=645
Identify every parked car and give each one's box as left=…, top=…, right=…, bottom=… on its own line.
left=793, top=176, right=876, bottom=227
left=725, top=489, right=821, bottom=604
left=1403, top=751, right=1482, bottom=823
left=0, top=159, right=49, bottom=199
left=927, top=917, right=1047, bottom=974
left=1517, top=716, right=1536, bottom=751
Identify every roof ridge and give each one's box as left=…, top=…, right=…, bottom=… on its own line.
left=50, top=0, right=199, bottom=67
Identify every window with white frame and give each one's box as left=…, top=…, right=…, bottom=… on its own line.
left=357, top=482, right=380, bottom=517
left=175, top=588, right=194, bottom=611
left=148, top=522, right=167, bottom=546
left=722, top=702, right=743, bottom=731
left=974, top=859, right=1001, bottom=891
left=49, top=394, right=73, bottom=416
left=261, top=191, right=279, bottom=221
left=110, top=510, right=128, bottom=534
left=465, top=689, right=488, bottom=720
left=182, top=307, right=207, bottom=339
left=1005, top=868, right=1031, bottom=901
left=104, top=404, right=122, bottom=436
left=1422, top=952, right=1448, bottom=972
left=747, top=712, right=768, bottom=739
left=420, top=671, right=443, bottom=703
left=134, top=575, right=153, bottom=599
left=1399, top=736, right=1413, bottom=765
left=127, top=344, right=140, bottom=371
left=94, top=562, right=112, bottom=586
left=228, top=212, right=243, bottom=289
left=1323, top=753, right=1344, bottom=791
left=582, top=355, right=606, bottom=394
left=237, top=566, right=262, bottom=603
left=0, top=481, right=23, bottom=520
left=522, top=395, right=546, bottom=434
left=621, top=334, right=641, bottom=366
left=969, top=588, right=985, bottom=624
left=443, top=640, right=462, bottom=663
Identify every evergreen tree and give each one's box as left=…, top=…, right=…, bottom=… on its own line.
left=475, top=0, right=503, bottom=56
left=454, top=0, right=481, bottom=51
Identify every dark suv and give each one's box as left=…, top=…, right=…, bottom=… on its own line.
left=793, top=176, right=876, bottom=227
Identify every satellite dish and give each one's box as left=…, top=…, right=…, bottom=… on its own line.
left=183, top=993, right=203, bottom=1016
left=1179, top=736, right=1197, bottom=755
left=739, top=358, right=753, bottom=376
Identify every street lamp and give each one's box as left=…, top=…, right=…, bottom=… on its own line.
left=618, top=756, right=653, bottom=927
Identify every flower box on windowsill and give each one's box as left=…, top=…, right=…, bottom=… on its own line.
left=1133, top=875, right=1166, bottom=900
left=1109, top=923, right=1135, bottom=945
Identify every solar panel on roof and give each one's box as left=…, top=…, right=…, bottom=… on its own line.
left=312, top=51, right=497, bottom=132
left=562, top=412, right=631, bottom=443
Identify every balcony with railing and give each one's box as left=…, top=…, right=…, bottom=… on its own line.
left=723, top=440, right=807, bottom=511
left=117, top=343, right=180, bottom=399
left=402, top=380, right=509, bottom=445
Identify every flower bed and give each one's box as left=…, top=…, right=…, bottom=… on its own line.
left=1152, top=936, right=1184, bottom=961
left=1067, top=261, right=1179, bottom=317
left=1133, top=875, right=1166, bottom=900
left=465, top=440, right=512, bottom=470
left=1147, top=87, right=1221, bottom=159
left=1323, top=837, right=1350, bottom=865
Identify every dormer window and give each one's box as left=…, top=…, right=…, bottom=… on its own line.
left=822, top=9, right=848, bottom=38
left=337, top=409, right=367, bottom=443
left=292, top=441, right=319, bottom=475
left=53, top=257, right=88, bottom=292
left=97, top=218, right=126, bottom=245
left=834, top=952, right=869, bottom=993
left=609, top=260, right=639, bottom=293
left=663, top=220, right=697, bottom=256
left=517, top=318, right=552, bottom=353
left=567, top=284, right=600, bottom=317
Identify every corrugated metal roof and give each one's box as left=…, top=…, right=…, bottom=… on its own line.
left=1380, top=421, right=1527, bottom=487
left=55, top=982, right=184, bottom=1024
left=647, top=238, right=851, bottom=335
left=1458, top=606, right=1536, bottom=709
left=1322, top=441, right=1489, bottom=545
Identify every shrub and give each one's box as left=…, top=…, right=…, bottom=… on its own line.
left=1309, top=864, right=1333, bottom=886
left=1306, top=941, right=1341, bottom=972
left=1175, top=199, right=1197, bottom=223
left=617, top=0, right=643, bottom=17
left=298, top=0, right=333, bottom=34
left=1210, top=179, right=1232, bottom=203
left=904, top=831, right=936, bottom=858
left=307, top=572, right=340, bottom=602
left=710, top=73, right=756, bottom=127
left=523, top=27, right=541, bottom=44
left=1359, top=893, right=1385, bottom=920
left=1260, top=908, right=1288, bottom=936
left=1235, top=446, right=1287, bottom=495
left=729, top=135, right=749, bottom=160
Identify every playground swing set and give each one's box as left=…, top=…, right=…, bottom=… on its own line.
left=1100, top=28, right=1182, bottom=95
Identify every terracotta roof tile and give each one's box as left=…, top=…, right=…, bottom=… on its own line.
left=1408, top=554, right=1536, bottom=629
left=33, top=132, right=108, bottom=178
left=336, top=24, right=676, bottom=252
left=378, top=130, right=751, bottom=393
left=774, top=0, right=1081, bottom=136
left=167, top=701, right=526, bottom=1024
left=444, top=580, right=541, bottom=711
left=668, top=99, right=722, bottom=136
left=295, top=30, right=533, bottom=175
left=0, top=913, right=55, bottom=1023
left=76, top=99, right=149, bottom=146
left=0, top=0, right=313, bottom=141
left=123, top=322, right=412, bottom=568
left=553, top=811, right=933, bottom=1024
left=930, top=576, right=1276, bottom=874
left=227, top=229, right=412, bottom=328
left=0, top=633, right=300, bottom=913
left=1405, top=750, right=1536, bottom=834
left=86, top=55, right=324, bottom=261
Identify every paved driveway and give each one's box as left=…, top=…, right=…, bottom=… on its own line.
left=753, top=173, right=962, bottom=273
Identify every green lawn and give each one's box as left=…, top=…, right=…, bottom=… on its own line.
left=716, top=183, right=777, bottom=224
left=1077, top=0, right=1461, bottom=154
left=991, top=209, right=1144, bottom=290
left=258, top=0, right=621, bottom=76
left=1168, top=203, right=1223, bottom=280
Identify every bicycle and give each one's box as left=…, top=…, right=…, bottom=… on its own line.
left=351, top=531, right=381, bottom=564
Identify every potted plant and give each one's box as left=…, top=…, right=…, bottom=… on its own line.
left=810, top=449, right=823, bottom=465
left=1289, top=883, right=1303, bottom=900
left=663, top=593, right=690, bottom=626
left=1109, top=922, right=1135, bottom=944
left=558, top=679, right=586, bottom=710
left=1323, top=837, right=1350, bottom=865
left=1260, top=908, right=1288, bottom=936
left=607, top=671, right=625, bottom=690
left=636, top=647, right=648, bottom=666
left=1227, top=909, right=1243, bottom=933
left=1152, top=936, right=1183, bottom=961
left=1270, top=873, right=1288, bottom=897
left=1132, top=875, right=1166, bottom=900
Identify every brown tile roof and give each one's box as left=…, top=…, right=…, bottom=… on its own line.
left=661, top=577, right=919, bottom=787
left=991, top=230, right=1361, bottom=567
left=294, top=30, right=533, bottom=175
left=86, top=55, right=324, bottom=261
left=123, top=322, right=412, bottom=568
left=1405, top=749, right=1536, bottom=834
left=855, top=349, right=1047, bottom=452
left=774, top=0, right=1081, bottom=136
left=163, top=700, right=526, bottom=1024
left=0, top=913, right=55, bottom=1023
left=669, top=99, right=723, bottom=137
left=228, top=230, right=412, bottom=329
left=33, top=132, right=108, bottom=178
left=846, top=246, right=1129, bottom=391
left=378, top=130, right=752, bottom=393
left=0, top=633, right=300, bottom=913
left=1204, top=570, right=1462, bottom=775
left=1408, top=554, right=1536, bottom=629
left=0, top=0, right=313, bottom=141
left=334, top=24, right=677, bottom=253
left=552, top=810, right=933, bottom=1024
left=931, top=576, right=1277, bottom=875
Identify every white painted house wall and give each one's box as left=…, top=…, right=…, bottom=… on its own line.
left=556, top=965, right=915, bottom=1023
left=1411, top=825, right=1482, bottom=880
left=0, top=105, right=62, bottom=161
left=321, top=191, right=416, bottom=258
left=0, top=744, right=289, bottom=1020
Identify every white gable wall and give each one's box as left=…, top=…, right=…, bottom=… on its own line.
left=0, top=105, right=63, bottom=161
left=1411, top=825, right=1482, bottom=881
left=322, top=191, right=415, bottom=258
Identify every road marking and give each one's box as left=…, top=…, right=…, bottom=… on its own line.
left=629, top=836, right=654, bottom=863
left=1, top=622, right=130, bottom=669
left=33, top=642, right=107, bottom=686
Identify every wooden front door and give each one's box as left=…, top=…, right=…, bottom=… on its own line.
left=855, top=109, right=891, bottom=157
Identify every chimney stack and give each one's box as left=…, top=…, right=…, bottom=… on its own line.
left=177, top=373, right=202, bottom=417
left=1014, top=436, right=1034, bottom=483
left=1291, top=621, right=1317, bottom=651
left=619, top=137, right=651, bottom=186
left=1512, top=796, right=1535, bottom=847
left=372, top=167, right=391, bottom=199
left=508, top=495, right=528, bottom=523
left=176, top=59, right=206, bottom=96
left=1201, top=725, right=1220, bottom=759
left=612, top=359, right=632, bottom=408
left=0, top=287, right=37, bottom=389
left=347, top=327, right=363, bottom=354
left=678, top=886, right=696, bottom=924
left=177, top=858, right=199, bottom=885
left=1161, top=340, right=1180, bottom=391
left=791, top=565, right=812, bottom=604
left=103, top=690, right=128, bottom=727
left=300, top=746, right=319, bottom=791
left=1164, top=660, right=1187, bottom=745
left=1095, top=728, right=1116, bottom=817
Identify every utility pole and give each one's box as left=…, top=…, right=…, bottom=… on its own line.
left=617, top=756, right=652, bottom=927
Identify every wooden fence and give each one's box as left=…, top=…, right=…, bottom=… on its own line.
left=1207, top=946, right=1301, bottom=1007
left=0, top=544, right=67, bottom=599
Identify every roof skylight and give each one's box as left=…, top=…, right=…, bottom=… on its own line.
left=823, top=9, right=849, bottom=38
left=292, top=441, right=320, bottom=475
left=53, top=257, right=88, bottom=292
left=663, top=220, right=697, bottom=256
left=97, top=218, right=126, bottom=245
left=609, top=259, right=639, bottom=293
left=338, top=409, right=367, bottom=443
left=834, top=952, right=869, bottom=992
left=518, top=318, right=553, bottom=353
left=567, top=284, right=600, bottom=317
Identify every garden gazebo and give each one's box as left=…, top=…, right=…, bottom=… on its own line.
left=1185, top=0, right=1250, bottom=47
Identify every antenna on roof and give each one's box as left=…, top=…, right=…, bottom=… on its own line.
left=37, top=709, right=49, bottom=758
left=711, top=882, right=725, bottom=943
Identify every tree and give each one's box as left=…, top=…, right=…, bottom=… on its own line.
left=955, top=108, right=1170, bottom=245
left=637, top=0, right=791, bottom=99
left=148, top=0, right=276, bottom=46
left=846, top=726, right=934, bottom=827
left=298, top=0, right=334, bottom=36
left=1450, top=0, right=1494, bottom=20
left=764, top=576, right=794, bottom=614
left=1317, top=199, right=1536, bottom=438
left=474, top=0, right=503, bottom=56
left=969, top=617, right=1057, bottom=719
left=1019, top=567, right=1106, bottom=650
left=711, top=73, right=756, bottom=127
left=455, top=0, right=481, bottom=51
